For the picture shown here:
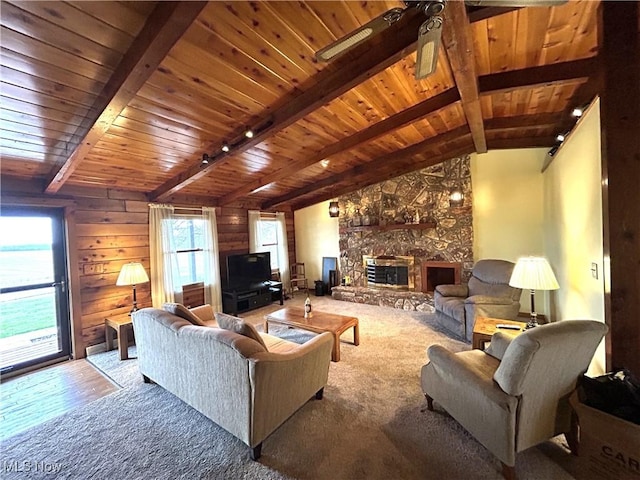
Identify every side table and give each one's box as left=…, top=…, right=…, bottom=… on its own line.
left=472, top=317, right=526, bottom=350
left=105, top=313, right=134, bottom=360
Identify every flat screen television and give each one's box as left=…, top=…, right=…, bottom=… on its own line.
left=226, top=252, right=271, bottom=289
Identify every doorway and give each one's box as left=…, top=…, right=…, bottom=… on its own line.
left=0, top=207, right=71, bottom=376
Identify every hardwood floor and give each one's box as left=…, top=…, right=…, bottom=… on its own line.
left=0, top=359, right=118, bottom=441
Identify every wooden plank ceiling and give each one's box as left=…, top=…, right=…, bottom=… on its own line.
left=1, top=0, right=600, bottom=210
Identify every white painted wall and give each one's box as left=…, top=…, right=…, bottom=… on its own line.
left=471, top=147, right=549, bottom=315
left=294, top=201, right=340, bottom=284
left=543, top=99, right=606, bottom=374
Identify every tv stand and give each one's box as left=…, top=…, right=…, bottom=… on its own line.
left=222, top=281, right=283, bottom=316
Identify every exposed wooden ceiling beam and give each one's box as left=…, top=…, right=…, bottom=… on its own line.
left=293, top=142, right=475, bottom=211
left=150, top=8, right=428, bottom=201
left=442, top=1, right=487, bottom=153
left=479, top=57, right=597, bottom=96
left=467, top=6, right=522, bottom=23
left=218, top=88, right=461, bottom=206
left=43, top=1, right=207, bottom=194
left=484, top=113, right=563, bottom=133
left=486, top=135, right=557, bottom=150
left=263, top=126, right=472, bottom=209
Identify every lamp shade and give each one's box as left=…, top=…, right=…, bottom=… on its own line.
left=116, top=262, right=149, bottom=286
left=509, top=257, right=559, bottom=291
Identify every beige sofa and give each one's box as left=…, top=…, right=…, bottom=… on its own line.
left=131, top=305, right=333, bottom=460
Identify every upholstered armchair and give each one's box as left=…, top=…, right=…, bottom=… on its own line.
left=421, top=320, right=608, bottom=480
left=434, top=259, right=522, bottom=341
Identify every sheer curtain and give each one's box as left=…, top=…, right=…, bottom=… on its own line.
left=248, top=210, right=260, bottom=252
left=202, top=207, right=222, bottom=312
left=149, top=204, right=181, bottom=307
left=275, top=212, right=290, bottom=289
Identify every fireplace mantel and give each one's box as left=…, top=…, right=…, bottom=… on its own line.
left=339, top=222, right=436, bottom=234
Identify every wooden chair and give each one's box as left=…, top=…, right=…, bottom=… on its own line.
left=289, top=263, right=308, bottom=297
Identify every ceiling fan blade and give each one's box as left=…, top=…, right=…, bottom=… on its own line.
left=316, top=8, right=405, bottom=62
left=415, top=16, right=443, bottom=80
left=465, top=0, right=567, bottom=6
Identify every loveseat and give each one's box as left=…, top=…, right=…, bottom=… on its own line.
left=434, top=259, right=521, bottom=342
left=131, top=305, right=333, bottom=459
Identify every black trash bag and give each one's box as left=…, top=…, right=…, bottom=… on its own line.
left=579, top=369, right=640, bottom=425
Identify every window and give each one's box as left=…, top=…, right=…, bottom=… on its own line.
left=256, top=218, right=280, bottom=271
left=169, top=216, right=205, bottom=286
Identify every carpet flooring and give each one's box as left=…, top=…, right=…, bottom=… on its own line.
left=1, top=297, right=585, bottom=479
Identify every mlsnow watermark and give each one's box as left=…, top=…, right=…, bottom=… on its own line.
left=2, top=460, right=63, bottom=474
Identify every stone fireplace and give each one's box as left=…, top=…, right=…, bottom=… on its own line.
left=333, top=155, right=474, bottom=311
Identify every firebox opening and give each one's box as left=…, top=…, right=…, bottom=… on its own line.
left=363, top=255, right=414, bottom=290
left=421, top=261, right=462, bottom=293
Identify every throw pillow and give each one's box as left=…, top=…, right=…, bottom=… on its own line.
left=163, top=303, right=207, bottom=327
left=214, top=312, right=268, bottom=351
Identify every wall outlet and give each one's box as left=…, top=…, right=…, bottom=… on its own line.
left=591, top=262, right=598, bottom=279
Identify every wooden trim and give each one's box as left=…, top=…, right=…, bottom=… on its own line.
left=44, top=1, right=208, bottom=193
left=65, top=206, right=85, bottom=359
left=0, top=194, right=76, bottom=207
left=598, top=2, right=640, bottom=373
left=151, top=9, right=428, bottom=200
left=442, top=1, right=487, bottom=153
left=218, top=88, right=461, bottom=206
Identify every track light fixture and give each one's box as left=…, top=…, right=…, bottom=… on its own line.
left=556, top=132, right=566, bottom=142
left=244, top=129, right=254, bottom=139
left=547, top=145, right=560, bottom=157
left=221, top=143, right=230, bottom=153
left=202, top=153, right=210, bottom=164
left=571, top=107, right=584, bottom=118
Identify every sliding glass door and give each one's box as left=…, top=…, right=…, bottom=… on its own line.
left=0, top=207, right=71, bottom=375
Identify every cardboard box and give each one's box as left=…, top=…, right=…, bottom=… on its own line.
left=570, top=391, right=640, bottom=480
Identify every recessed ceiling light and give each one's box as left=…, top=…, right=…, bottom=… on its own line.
left=320, top=159, right=330, bottom=168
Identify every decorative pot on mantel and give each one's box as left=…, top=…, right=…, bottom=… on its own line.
left=353, top=208, right=362, bottom=227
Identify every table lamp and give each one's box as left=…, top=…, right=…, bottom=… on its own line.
left=509, top=257, right=559, bottom=329
left=116, top=262, right=149, bottom=315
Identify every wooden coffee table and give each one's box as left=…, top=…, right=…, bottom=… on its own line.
left=472, top=317, right=526, bottom=350
left=264, top=307, right=359, bottom=362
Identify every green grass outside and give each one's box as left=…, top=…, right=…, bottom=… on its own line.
left=0, top=294, right=56, bottom=339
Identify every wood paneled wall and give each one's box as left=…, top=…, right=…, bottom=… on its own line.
left=1, top=177, right=296, bottom=355
left=65, top=186, right=151, bottom=349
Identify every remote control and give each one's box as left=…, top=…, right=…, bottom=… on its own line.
left=496, top=324, right=521, bottom=330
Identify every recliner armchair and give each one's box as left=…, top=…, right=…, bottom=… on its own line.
left=421, top=320, right=608, bottom=480
left=434, top=259, right=521, bottom=341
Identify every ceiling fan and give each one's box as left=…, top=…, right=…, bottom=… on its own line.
left=315, top=0, right=568, bottom=80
